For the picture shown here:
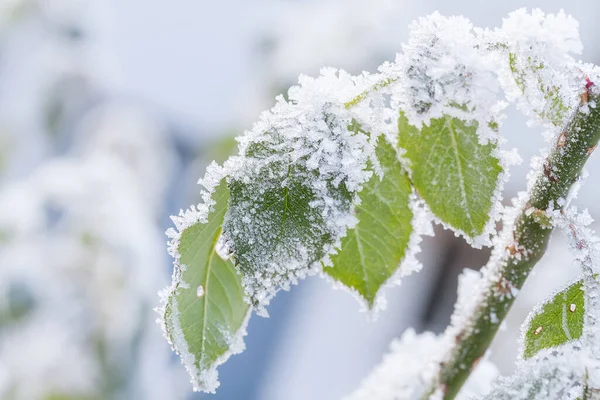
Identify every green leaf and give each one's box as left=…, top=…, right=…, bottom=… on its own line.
left=163, top=181, right=250, bottom=393
left=398, top=112, right=502, bottom=239
left=323, top=137, right=414, bottom=308
left=225, top=158, right=352, bottom=308
left=522, top=280, right=584, bottom=360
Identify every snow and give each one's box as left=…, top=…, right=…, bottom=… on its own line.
left=391, top=12, right=507, bottom=145
left=495, top=9, right=586, bottom=129
left=345, top=329, right=498, bottom=400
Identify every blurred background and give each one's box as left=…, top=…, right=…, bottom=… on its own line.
left=0, top=1, right=599, bottom=399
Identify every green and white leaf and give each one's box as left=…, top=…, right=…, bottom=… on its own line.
left=220, top=76, right=373, bottom=313
left=521, top=279, right=584, bottom=360
left=225, top=160, right=352, bottom=313
left=398, top=112, right=502, bottom=241
left=159, top=181, right=250, bottom=393
left=323, top=137, right=416, bottom=308
left=507, top=52, right=573, bottom=127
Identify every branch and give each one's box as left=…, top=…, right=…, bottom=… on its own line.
left=424, top=87, right=600, bottom=399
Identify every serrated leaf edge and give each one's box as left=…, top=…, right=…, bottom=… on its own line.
left=322, top=142, right=434, bottom=316
left=156, top=170, right=251, bottom=393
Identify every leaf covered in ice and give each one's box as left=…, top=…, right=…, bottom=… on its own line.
left=323, top=137, right=415, bottom=308
left=221, top=69, right=374, bottom=312
left=498, top=9, right=584, bottom=128
left=225, top=161, right=353, bottom=311
left=397, top=112, right=502, bottom=240
left=521, top=280, right=584, bottom=360
left=161, top=181, right=250, bottom=393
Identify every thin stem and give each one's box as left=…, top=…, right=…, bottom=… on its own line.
left=345, top=77, right=397, bottom=109
left=423, top=88, right=600, bottom=399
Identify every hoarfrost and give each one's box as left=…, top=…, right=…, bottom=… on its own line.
left=345, top=329, right=498, bottom=400
left=222, top=68, right=377, bottom=312
left=391, top=12, right=507, bottom=145
left=158, top=174, right=251, bottom=393
left=495, top=9, right=586, bottom=129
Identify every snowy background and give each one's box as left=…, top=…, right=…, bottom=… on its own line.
left=0, top=0, right=599, bottom=399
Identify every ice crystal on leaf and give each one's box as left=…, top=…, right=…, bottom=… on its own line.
left=393, top=12, right=506, bottom=143
left=481, top=345, right=586, bottom=400
left=322, top=137, right=431, bottom=311
left=222, top=68, right=376, bottom=312
left=484, top=208, right=600, bottom=398
left=496, top=9, right=586, bottom=128
left=385, top=12, right=511, bottom=244
left=160, top=179, right=250, bottom=393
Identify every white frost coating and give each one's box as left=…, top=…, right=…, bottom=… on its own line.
left=482, top=344, right=586, bottom=400
left=344, top=329, right=446, bottom=400
left=390, top=12, right=508, bottom=145
left=157, top=169, right=250, bottom=393
left=495, top=9, right=586, bottom=129
left=345, top=329, right=498, bottom=400
left=221, top=68, right=379, bottom=312
left=371, top=12, right=518, bottom=246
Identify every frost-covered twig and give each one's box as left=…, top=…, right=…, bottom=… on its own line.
left=424, top=88, right=600, bottom=399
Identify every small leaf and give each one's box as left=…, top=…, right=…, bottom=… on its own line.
left=508, top=52, right=571, bottom=127
left=398, top=112, right=502, bottom=239
left=522, top=280, right=584, bottom=360
left=324, top=137, right=413, bottom=307
left=163, top=182, right=250, bottom=393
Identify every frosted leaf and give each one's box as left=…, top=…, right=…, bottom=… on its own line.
left=552, top=207, right=600, bottom=390
left=495, top=9, right=586, bottom=128
left=222, top=68, right=376, bottom=312
left=323, top=136, right=428, bottom=311
left=159, top=181, right=251, bottom=393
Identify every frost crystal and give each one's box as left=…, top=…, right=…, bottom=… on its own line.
left=495, top=9, right=585, bottom=128
left=482, top=345, right=586, bottom=400
left=346, top=329, right=497, bottom=400
left=391, top=12, right=507, bottom=144
left=222, top=68, right=376, bottom=312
